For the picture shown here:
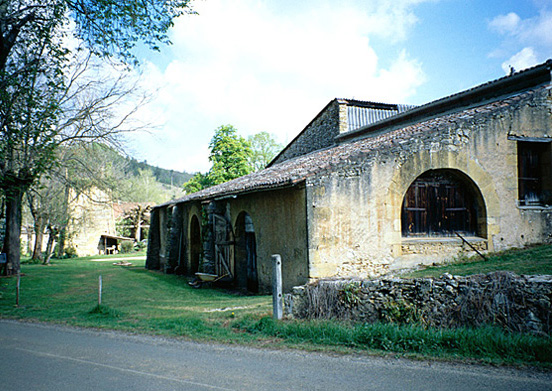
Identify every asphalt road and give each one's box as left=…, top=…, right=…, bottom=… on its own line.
left=0, top=320, right=550, bottom=391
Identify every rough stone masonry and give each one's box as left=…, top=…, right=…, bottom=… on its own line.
left=285, top=271, right=552, bottom=336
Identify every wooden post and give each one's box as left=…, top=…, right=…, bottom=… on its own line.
left=98, top=275, right=102, bottom=306
left=16, top=273, right=20, bottom=307
left=455, top=231, right=488, bottom=261
left=272, top=254, right=283, bottom=320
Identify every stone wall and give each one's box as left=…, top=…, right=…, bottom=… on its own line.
left=285, top=272, right=552, bottom=335
left=148, top=187, right=309, bottom=293
left=304, top=84, right=552, bottom=279
left=272, top=100, right=342, bottom=165
left=400, top=237, right=488, bottom=255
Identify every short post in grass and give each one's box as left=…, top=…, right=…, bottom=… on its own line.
left=272, top=254, right=283, bottom=320
left=98, top=275, right=102, bottom=306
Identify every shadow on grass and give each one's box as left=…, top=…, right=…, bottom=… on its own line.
left=88, top=304, right=123, bottom=318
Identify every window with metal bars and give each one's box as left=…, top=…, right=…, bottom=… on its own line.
left=517, top=141, right=552, bottom=206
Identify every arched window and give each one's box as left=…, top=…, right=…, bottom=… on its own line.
left=401, top=170, right=485, bottom=237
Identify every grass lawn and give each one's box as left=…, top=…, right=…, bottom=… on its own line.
left=1, top=256, right=271, bottom=342
left=1, top=248, right=551, bottom=368
left=404, top=244, right=552, bottom=278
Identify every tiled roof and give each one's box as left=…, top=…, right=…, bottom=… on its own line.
left=156, top=82, right=547, bottom=210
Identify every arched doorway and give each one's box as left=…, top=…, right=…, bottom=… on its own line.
left=401, top=169, right=486, bottom=237
left=189, top=215, right=202, bottom=275
left=234, top=212, right=258, bottom=292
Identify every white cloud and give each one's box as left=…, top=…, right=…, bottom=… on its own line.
left=131, top=0, right=430, bottom=172
left=489, top=12, right=521, bottom=35
left=501, top=47, right=539, bottom=74
left=489, top=5, right=552, bottom=73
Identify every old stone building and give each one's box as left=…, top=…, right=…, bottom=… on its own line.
left=147, top=60, right=552, bottom=293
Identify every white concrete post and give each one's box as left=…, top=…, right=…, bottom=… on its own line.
left=98, top=275, right=102, bottom=306
left=272, top=254, right=283, bottom=320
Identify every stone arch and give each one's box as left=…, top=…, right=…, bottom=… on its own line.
left=386, top=151, right=501, bottom=252
left=189, top=214, right=202, bottom=275
left=401, top=169, right=487, bottom=238
left=234, top=211, right=258, bottom=292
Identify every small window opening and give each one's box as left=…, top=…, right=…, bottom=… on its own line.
left=517, top=141, right=552, bottom=206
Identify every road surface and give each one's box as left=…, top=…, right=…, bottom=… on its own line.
left=0, top=320, right=550, bottom=390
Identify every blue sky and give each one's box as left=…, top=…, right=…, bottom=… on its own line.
left=125, top=0, right=552, bottom=173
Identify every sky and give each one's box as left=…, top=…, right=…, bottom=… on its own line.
left=123, top=0, right=552, bottom=174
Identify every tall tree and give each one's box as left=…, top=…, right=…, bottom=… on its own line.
left=0, top=0, right=193, bottom=274
left=183, top=125, right=253, bottom=193
left=248, top=131, right=283, bottom=171
left=208, top=125, right=253, bottom=185
left=119, top=168, right=180, bottom=204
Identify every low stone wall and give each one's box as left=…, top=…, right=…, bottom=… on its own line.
left=285, top=272, right=552, bottom=335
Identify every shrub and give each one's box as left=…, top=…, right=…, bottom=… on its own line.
left=120, top=241, right=134, bottom=254
left=64, top=247, right=78, bottom=258
left=134, top=240, right=146, bottom=251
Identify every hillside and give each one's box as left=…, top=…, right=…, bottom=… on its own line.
left=126, top=158, right=193, bottom=187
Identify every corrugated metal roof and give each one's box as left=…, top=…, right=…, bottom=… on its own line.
left=347, top=104, right=415, bottom=132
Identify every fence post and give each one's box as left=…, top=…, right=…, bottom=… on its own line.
left=98, top=275, right=102, bottom=306
left=272, top=254, right=283, bottom=320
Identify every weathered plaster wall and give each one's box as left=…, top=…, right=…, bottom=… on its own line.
left=152, top=187, right=309, bottom=293
left=224, top=187, right=309, bottom=292
left=272, top=100, right=343, bottom=164
left=307, top=86, right=552, bottom=279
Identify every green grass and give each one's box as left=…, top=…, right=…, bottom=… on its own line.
left=1, top=250, right=551, bottom=367
left=235, top=317, right=552, bottom=365
left=403, top=244, right=552, bottom=278
left=0, top=257, right=271, bottom=342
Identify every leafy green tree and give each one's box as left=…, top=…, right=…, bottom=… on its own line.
left=248, top=131, right=283, bottom=171
left=119, top=168, right=180, bottom=204
left=183, top=125, right=253, bottom=193
left=0, top=0, right=193, bottom=274
left=208, top=125, right=253, bottom=185
left=116, top=204, right=151, bottom=242
left=183, top=172, right=212, bottom=194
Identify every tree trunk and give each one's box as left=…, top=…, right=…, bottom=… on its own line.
left=57, top=227, right=66, bottom=258
left=3, top=187, right=23, bottom=275
left=25, top=225, right=33, bottom=256
left=32, top=215, right=45, bottom=261
left=43, top=225, right=56, bottom=265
